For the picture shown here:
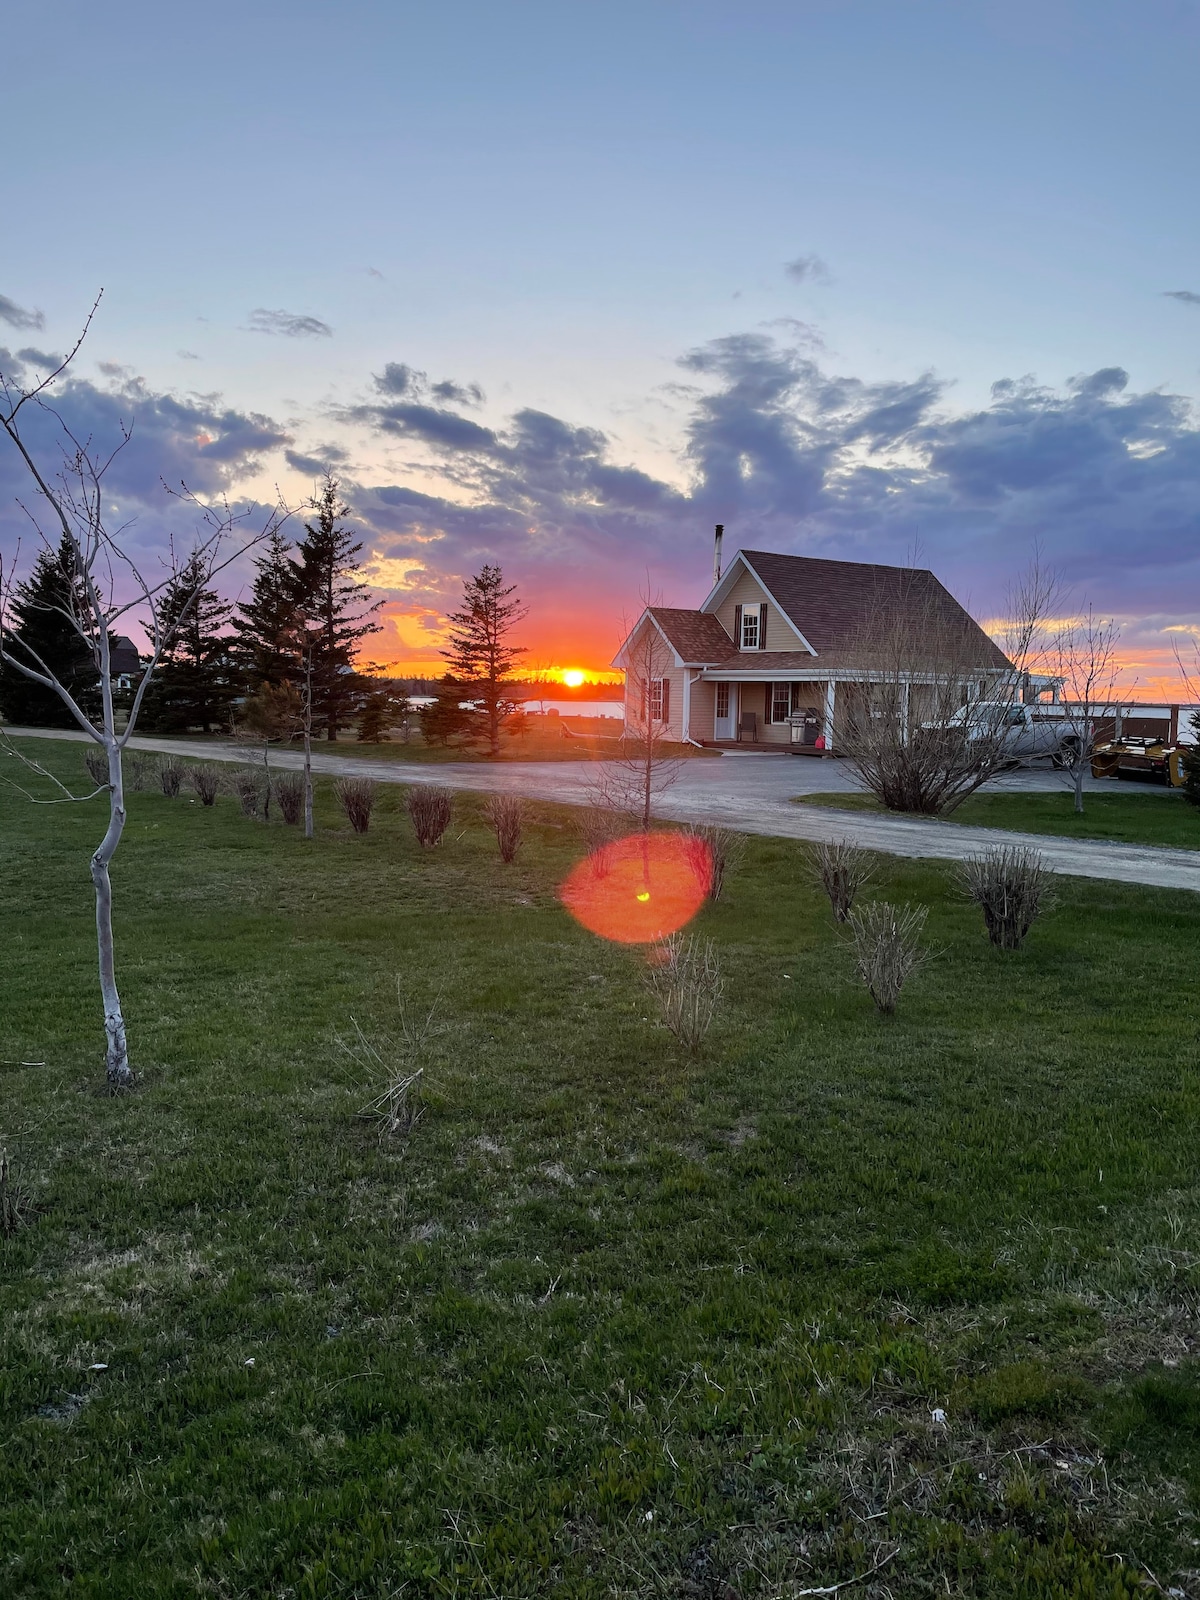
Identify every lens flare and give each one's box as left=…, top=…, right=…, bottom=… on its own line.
left=559, top=831, right=711, bottom=944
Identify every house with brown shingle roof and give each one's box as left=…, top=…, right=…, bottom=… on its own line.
left=613, top=533, right=1011, bottom=751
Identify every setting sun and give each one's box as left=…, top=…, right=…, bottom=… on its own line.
left=561, top=669, right=585, bottom=687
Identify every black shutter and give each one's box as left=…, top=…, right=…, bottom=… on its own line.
left=661, top=678, right=670, bottom=726
left=734, top=603, right=743, bottom=649
left=759, top=603, right=768, bottom=650
left=765, top=683, right=774, bottom=724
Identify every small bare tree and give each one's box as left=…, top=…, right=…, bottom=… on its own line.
left=835, top=560, right=1055, bottom=816
left=1051, top=606, right=1120, bottom=814
left=602, top=607, right=683, bottom=829
left=0, top=297, right=290, bottom=1085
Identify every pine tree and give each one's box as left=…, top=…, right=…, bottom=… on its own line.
left=139, top=553, right=235, bottom=732
left=291, top=475, right=381, bottom=739
left=441, top=564, right=527, bottom=757
left=0, top=533, right=98, bottom=727
left=357, top=691, right=390, bottom=743
left=420, top=677, right=477, bottom=747
left=229, top=526, right=300, bottom=694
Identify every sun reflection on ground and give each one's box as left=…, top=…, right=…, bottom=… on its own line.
left=559, top=832, right=711, bottom=944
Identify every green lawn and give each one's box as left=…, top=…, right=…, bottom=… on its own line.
left=146, top=725, right=716, bottom=764
left=3, top=737, right=1200, bottom=1596
left=795, top=786, right=1200, bottom=849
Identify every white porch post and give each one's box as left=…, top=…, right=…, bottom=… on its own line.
left=682, top=670, right=693, bottom=745
left=901, top=680, right=910, bottom=745
left=824, top=680, right=836, bottom=752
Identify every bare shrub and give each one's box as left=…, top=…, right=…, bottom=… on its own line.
left=646, top=933, right=723, bottom=1055
left=407, top=784, right=452, bottom=848
left=230, top=768, right=263, bottom=817
left=0, top=1150, right=35, bottom=1237
left=807, top=838, right=875, bottom=921
left=186, top=765, right=221, bottom=806
left=335, top=775, right=377, bottom=834
left=575, top=804, right=623, bottom=877
left=158, top=757, right=183, bottom=798
left=124, top=753, right=152, bottom=792
left=682, top=823, right=744, bottom=901
left=847, top=900, right=928, bottom=1014
left=273, top=769, right=305, bottom=826
left=83, top=749, right=108, bottom=787
left=961, top=845, right=1052, bottom=950
left=482, top=793, right=524, bottom=862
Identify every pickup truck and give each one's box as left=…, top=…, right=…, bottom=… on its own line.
left=936, top=702, right=1079, bottom=766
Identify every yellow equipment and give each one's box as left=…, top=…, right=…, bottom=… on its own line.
left=1090, top=736, right=1190, bottom=787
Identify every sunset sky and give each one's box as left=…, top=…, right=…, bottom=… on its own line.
left=3, top=1, right=1199, bottom=692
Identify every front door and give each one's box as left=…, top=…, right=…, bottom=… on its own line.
left=714, top=681, right=735, bottom=740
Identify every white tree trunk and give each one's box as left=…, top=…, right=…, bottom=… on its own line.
left=92, top=736, right=132, bottom=1086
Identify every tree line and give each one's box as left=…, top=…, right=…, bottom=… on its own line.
left=0, top=474, right=384, bottom=741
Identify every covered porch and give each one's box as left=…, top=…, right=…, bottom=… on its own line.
left=687, top=673, right=839, bottom=752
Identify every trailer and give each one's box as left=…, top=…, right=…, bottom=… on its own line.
left=1090, top=735, right=1190, bottom=787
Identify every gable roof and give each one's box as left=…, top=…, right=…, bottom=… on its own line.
left=644, top=607, right=739, bottom=666
left=720, top=550, right=1010, bottom=671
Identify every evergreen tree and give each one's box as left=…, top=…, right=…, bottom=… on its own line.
left=420, top=676, right=477, bottom=747
left=357, top=691, right=390, bottom=743
left=139, top=553, right=235, bottom=733
left=291, top=475, right=381, bottom=739
left=229, top=526, right=301, bottom=694
left=441, top=564, right=527, bottom=757
left=0, top=533, right=98, bottom=727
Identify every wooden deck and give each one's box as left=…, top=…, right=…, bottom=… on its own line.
left=700, top=740, right=831, bottom=756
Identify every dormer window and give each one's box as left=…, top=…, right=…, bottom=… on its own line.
left=740, top=602, right=761, bottom=650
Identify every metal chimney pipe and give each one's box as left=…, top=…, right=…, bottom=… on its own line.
left=713, top=524, right=724, bottom=585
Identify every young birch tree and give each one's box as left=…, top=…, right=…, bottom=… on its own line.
left=600, top=611, right=683, bottom=831
left=0, top=300, right=290, bottom=1086
left=1052, top=605, right=1121, bottom=814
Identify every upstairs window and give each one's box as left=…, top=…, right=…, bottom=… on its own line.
left=740, top=603, right=761, bottom=649
left=647, top=677, right=669, bottom=724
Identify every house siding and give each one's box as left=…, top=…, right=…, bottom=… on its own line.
left=710, top=565, right=808, bottom=655
left=621, top=617, right=685, bottom=740
left=688, top=677, right=716, bottom=742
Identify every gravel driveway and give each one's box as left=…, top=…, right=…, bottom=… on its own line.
left=9, top=727, right=1198, bottom=894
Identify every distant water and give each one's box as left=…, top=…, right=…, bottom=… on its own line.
left=404, top=696, right=624, bottom=719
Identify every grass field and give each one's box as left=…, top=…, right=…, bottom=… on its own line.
left=4, top=736, right=1200, bottom=1597
left=149, top=722, right=715, bottom=765
left=795, top=786, right=1200, bottom=851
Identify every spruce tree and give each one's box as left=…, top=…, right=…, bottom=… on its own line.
left=229, top=526, right=301, bottom=695
left=139, top=553, right=235, bottom=733
left=291, top=475, right=381, bottom=739
left=0, top=533, right=98, bottom=727
left=441, top=564, right=527, bottom=757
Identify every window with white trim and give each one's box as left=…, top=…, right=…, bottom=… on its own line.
left=770, top=682, right=791, bottom=724
left=715, top=683, right=730, bottom=719
left=740, top=603, right=760, bottom=650
left=648, top=678, right=664, bottom=721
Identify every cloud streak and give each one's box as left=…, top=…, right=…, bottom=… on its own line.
left=246, top=308, right=333, bottom=338
left=0, top=294, right=45, bottom=331
left=3, top=323, right=1198, bottom=683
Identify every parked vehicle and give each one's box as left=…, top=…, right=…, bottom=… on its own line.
left=933, top=702, right=1080, bottom=767
left=1091, top=735, right=1189, bottom=787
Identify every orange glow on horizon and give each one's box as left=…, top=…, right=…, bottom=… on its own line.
left=559, top=832, right=710, bottom=944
